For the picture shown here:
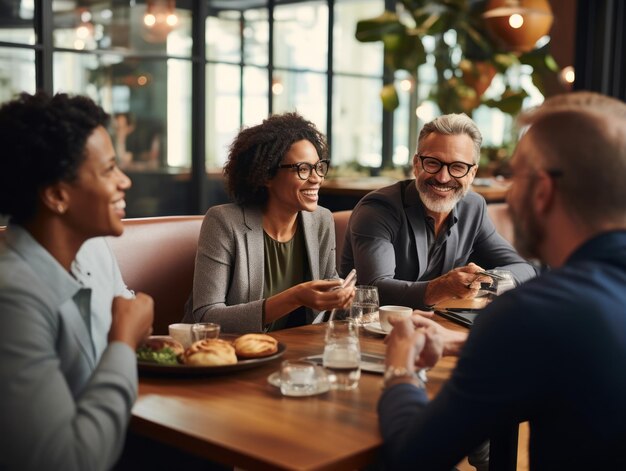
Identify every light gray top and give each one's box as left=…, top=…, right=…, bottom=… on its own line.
left=184, top=203, right=338, bottom=333
left=0, top=225, right=137, bottom=471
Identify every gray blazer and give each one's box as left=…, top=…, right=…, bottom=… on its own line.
left=341, top=180, right=537, bottom=309
left=0, top=226, right=137, bottom=471
left=184, top=204, right=338, bottom=333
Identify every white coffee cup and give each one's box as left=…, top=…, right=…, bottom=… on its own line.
left=168, top=323, right=193, bottom=348
left=379, top=305, right=413, bottom=333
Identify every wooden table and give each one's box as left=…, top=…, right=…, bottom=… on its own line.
left=130, top=320, right=463, bottom=471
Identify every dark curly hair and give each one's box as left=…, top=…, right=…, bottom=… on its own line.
left=0, top=91, right=109, bottom=224
left=223, top=112, right=328, bottom=206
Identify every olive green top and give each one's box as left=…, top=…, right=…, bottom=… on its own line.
left=263, top=221, right=309, bottom=331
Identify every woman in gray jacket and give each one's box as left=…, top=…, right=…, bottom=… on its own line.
left=185, top=113, right=354, bottom=333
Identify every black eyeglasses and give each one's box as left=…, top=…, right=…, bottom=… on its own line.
left=277, top=159, right=330, bottom=180
left=418, top=155, right=476, bottom=178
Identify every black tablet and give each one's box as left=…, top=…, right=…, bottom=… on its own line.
left=435, top=308, right=480, bottom=328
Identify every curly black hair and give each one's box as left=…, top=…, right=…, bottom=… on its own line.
left=223, top=112, right=328, bottom=206
left=0, top=91, right=109, bottom=224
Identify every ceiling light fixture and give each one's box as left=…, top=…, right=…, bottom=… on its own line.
left=483, top=0, right=553, bottom=53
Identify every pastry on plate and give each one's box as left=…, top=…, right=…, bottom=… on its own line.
left=184, top=339, right=237, bottom=366
left=233, top=333, right=278, bottom=358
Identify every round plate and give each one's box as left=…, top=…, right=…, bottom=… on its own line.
left=138, top=342, right=286, bottom=377
left=362, top=322, right=388, bottom=336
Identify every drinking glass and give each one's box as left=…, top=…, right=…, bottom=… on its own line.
left=350, top=285, right=379, bottom=325
left=476, top=269, right=516, bottom=300
left=323, top=319, right=361, bottom=390
left=492, top=270, right=515, bottom=295
left=191, top=322, right=220, bottom=342
left=280, top=360, right=318, bottom=397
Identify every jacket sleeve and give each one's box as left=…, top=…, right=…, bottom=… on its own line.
left=469, top=200, right=538, bottom=286
left=378, top=292, right=545, bottom=469
left=188, top=206, right=265, bottom=332
left=347, top=196, right=431, bottom=309
left=0, top=294, right=137, bottom=471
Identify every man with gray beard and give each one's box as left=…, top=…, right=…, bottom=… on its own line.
left=341, top=113, right=536, bottom=309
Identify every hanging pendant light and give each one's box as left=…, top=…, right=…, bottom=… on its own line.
left=143, top=0, right=178, bottom=43
left=483, top=0, right=554, bottom=53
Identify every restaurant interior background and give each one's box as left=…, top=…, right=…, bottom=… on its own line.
left=0, top=0, right=623, bottom=223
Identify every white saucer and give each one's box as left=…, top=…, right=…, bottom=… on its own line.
left=362, top=322, right=388, bottom=336
left=267, top=367, right=331, bottom=396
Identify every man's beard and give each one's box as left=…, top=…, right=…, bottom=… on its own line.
left=417, top=176, right=468, bottom=214
left=510, top=183, right=545, bottom=261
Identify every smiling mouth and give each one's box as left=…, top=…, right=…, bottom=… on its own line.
left=112, top=199, right=126, bottom=216
left=427, top=181, right=459, bottom=194
left=301, top=189, right=319, bottom=197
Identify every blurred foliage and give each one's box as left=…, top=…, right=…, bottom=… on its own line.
left=355, top=0, right=563, bottom=117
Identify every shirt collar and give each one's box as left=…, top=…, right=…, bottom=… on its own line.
left=5, top=224, right=83, bottom=305
left=420, top=198, right=459, bottom=233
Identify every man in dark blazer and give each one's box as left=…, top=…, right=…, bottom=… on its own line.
left=341, top=113, right=536, bottom=309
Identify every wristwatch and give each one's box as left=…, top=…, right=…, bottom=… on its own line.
left=382, top=366, right=425, bottom=389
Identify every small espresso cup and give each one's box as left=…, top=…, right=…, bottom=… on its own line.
left=379, top=305, right=413, bottom=333
left=191, top=322, right=220, bottom=342
left=168, top=323, right=193, bottom=348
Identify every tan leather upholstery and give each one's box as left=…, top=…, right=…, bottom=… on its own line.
left=487, top=203, right=514, bottom=245
left=332, top=210, right=352, bottom=268
left=107, top=216, right=203, bottom=334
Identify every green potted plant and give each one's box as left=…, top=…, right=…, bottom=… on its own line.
left=355, top=0, right=563, bottom=118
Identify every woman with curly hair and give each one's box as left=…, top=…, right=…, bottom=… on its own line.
left=184, top=112, right=354, bottom=332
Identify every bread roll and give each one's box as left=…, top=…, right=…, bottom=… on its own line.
left=184, top=339, right=237, bottom=366
left=233, top=333, right=278, bottom=358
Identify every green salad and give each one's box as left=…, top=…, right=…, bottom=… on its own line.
left=136, top=347, right=181, bottom=365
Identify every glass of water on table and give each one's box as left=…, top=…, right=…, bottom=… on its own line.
left=350, top=285, right=379, bottom=325
left=323, top=319, right=361, bottom=390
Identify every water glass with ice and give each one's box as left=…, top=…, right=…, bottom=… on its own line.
left=323, top=319, right=361, bottom=390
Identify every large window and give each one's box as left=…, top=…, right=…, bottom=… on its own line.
left=0, top=0, right=403, bottom=216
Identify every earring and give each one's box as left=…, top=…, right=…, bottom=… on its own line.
left=57, top=204, right=66, bottom=214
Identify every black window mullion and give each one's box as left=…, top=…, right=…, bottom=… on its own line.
left=326, top=0, right=334, bottom=161
left=268, top=0, right=275, bottom=116
left=35, top=0, right=53, bottom=93
left=191, top=0, right=208, bottom=214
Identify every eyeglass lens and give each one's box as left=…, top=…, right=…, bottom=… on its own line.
left=297, top=160, right=329, bottom=179
left=421, top=156, right=472, bottom=178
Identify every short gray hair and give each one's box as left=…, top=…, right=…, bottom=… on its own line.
left=417, top=113, right=482, bottom=164
left=518, top=92, right=626, bottom=228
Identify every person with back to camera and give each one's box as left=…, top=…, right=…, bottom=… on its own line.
left=379, top=92, right=626, bottom=470
left=0, top=91, right=154, bottom=470
left=341, top=113, right=537, bottom=310
left=184, top=112, right=355, bottom=333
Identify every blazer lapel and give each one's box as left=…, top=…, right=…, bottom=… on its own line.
left=243, top=206, right=265, bottom=301
left=58, top=302, right=96, bottom=369
left=300, top=211, right=319, bottom=280
left=442, top=207, right=460, bottom=273
left=403, top=183, right=430, bottom=279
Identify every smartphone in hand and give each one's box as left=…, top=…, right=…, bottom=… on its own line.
left=341, top=269, right=357, bottom=289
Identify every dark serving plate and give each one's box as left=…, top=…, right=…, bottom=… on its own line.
left=138, top=342, right=286, bottom=377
